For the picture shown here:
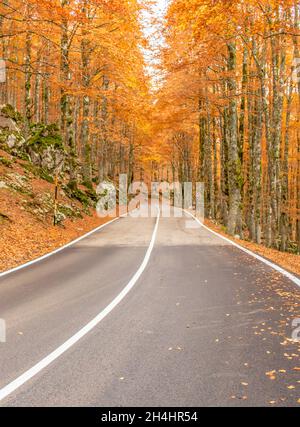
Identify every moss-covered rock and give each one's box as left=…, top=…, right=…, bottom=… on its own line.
left=63, top=184, right=91, bottom=207
left=27, top=123, right=64, bottom=152
left=22, top=163, right=54, bottom=183
left=58, top=204, right=83, bottom=219
left=27, top=123, right=65, bottom=173
left=0, top=104, right=23, bottom=124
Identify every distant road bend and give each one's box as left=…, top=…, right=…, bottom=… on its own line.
left=0, top=204, right=299, bottom=407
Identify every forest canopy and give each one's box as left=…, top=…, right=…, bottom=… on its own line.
left=0, top=0, right=300, bottom=253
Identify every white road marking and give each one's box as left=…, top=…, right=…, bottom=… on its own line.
left=184, top=210, right=300, bottom=288
left=0, top=208, right=160, bottom=402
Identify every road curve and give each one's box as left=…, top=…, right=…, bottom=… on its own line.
left=0, top=208, right=300, bottom=406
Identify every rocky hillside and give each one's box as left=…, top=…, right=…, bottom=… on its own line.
left=0, top=105, right=108, bottom=272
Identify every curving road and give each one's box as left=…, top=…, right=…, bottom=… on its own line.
left=0, top=206, right=300, bottom=407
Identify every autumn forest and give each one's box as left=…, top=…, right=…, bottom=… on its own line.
left=0, top=0, right=300, bottom=254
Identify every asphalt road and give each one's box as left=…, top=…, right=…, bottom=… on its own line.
left=0, top=207, right=300, bottom=407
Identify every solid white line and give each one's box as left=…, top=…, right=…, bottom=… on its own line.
left=0, top=211, right=131, bottom=278
left=0, top=208, right=160, bottom=402
left=183, top=209, right=300, bottom=288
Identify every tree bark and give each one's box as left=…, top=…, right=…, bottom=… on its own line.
left=226, top=42, right=241, bottom=236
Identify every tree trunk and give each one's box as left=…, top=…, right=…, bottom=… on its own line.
left=24, top=30, right=32, bottom=137
left=60, top=0, right=77, bottom=187
left=226, top=42, right=241, bottom=236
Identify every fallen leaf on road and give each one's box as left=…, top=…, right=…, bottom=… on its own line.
left=266, top=370, right=276, bottom=380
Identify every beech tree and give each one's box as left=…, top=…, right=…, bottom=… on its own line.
left=0, top=0, right=151, bottom=186
left=154, top=0, right=300, bottom=252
